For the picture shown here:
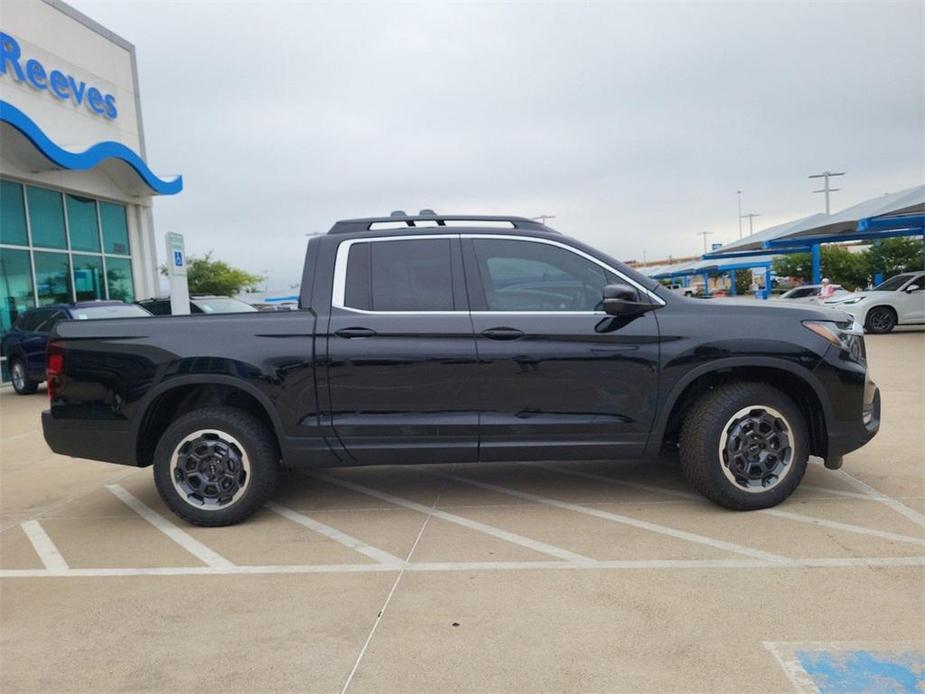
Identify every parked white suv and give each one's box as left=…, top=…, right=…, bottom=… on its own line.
left=778, top=283, right=850, bottom=304
left=825, top=272, right=925, bottom=333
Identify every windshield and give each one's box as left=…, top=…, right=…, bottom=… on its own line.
left=72, top=304, right=152, bottom=320
left=193, top=298, right=258, bottom=314
left=871, top=274, right=913, bottom=292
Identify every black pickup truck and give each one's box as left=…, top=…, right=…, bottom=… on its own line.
left=42, top=212, right=880, bottom=525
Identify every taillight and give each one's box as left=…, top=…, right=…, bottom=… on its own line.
left=46, top=343, right=64, bottom=401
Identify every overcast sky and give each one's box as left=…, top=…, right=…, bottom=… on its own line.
left=70, top=0, right=924, bottom=290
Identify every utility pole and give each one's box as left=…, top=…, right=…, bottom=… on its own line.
left=809, top=170, right=845, bottom=214
left=697, top=230, right=712, bottom=254
left=736, top=190, right=743, bottom=239
left=532, top=214, right=556, bottom=225
left=740, top=212, right=761, bottom=236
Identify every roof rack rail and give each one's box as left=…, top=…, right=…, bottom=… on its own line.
left=327, top=211, right=557, bottom=235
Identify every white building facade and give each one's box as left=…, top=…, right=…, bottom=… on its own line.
left=0, top=0, right=180, bottom=383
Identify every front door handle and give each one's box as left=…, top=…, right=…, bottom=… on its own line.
left=481, top=327, right=525, bottom=340
left=335, top=327, right=377, bottom=338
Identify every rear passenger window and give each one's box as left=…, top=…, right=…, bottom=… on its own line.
left=18, top=310, right=48, bottom=331
left=343, top=239, right=455, bottom=311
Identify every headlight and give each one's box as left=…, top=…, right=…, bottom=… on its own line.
left=803, top=320, right=866, bottom=361
left=841, top=296, right=866, bottom=305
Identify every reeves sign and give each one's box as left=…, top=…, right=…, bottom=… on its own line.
left=0, top=31, right=117, bottom=120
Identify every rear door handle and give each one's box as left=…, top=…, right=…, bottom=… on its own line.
left=481, top=327, right=525, bottom=341
left=335, top=327, right=377, bottom=338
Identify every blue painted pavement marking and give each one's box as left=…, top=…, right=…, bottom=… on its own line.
left=796, top=649, right=924, bottom=693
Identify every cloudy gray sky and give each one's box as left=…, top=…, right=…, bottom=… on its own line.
left=71, top=0, right=924, bottom=290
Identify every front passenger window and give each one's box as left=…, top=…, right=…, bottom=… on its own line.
left=473, top=239, right=619, bottom=312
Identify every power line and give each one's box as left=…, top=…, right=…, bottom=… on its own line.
left=809, top=170, right=845, bottom=214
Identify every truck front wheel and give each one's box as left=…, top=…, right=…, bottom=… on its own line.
left=153, top=407, right=280, bottom=526
left=679, top=383, right=808, bottom=510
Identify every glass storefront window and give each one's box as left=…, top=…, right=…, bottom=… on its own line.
left=66, top=194, right=101, bottom=252
left=106, top=256, right=135, bottom=302
left=1, top=180, right=28, bottom=246
left=100, top=202, right=130, bottom=255
left=73, top=255, right=105, bottom=301
left=0, top=248, right=35, bottom=337
left=33, top=251, right=72, bottom=305
left=26, top=186, right=67, bottom=249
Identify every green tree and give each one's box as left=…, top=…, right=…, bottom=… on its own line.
left=161, top=252, right=264, bottom=296
left=866, top=238, right=924, bottom=279
left=772, top=245, right=869, bottom=291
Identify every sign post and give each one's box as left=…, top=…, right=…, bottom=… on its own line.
left=165, top=232, right=190, bottom=315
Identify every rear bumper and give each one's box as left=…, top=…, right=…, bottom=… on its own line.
left=42, top=410, right=140, bottom=466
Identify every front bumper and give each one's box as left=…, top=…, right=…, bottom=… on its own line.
left=42, top=410, right=140, bottom=466
left=825, top=384, right=881, bottom=460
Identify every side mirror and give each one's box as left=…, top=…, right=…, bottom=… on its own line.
left=602, top=283, right=653, bottom=316
left=905, top=284, right=920, bottom=293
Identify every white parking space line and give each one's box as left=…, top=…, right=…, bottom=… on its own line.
left=799, top=484, right=873, bottom=500
left=763, top=641, right=818, bottom=693
left=20, top=520, right=68, bottom=571
left=833, top=470, right=925, bottom=530
left=530, top=463, right=925, bottom=547
left=311, top=472, right=595, bottom=565
left=524, top=462, right=701, bottom=501
left=763, top=508, right=925, bottom=546
left=265, top=502, right=403, bottom=566
left=105, top=485, right=234, bottom=569
left=435, top=471, right=793, bottom=564
left=2, top=554, right=924, bottom=579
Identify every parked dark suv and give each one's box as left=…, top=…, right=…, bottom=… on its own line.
left=2, top=301, right=151, bottom=394
left=137, top=296, right=258, bottom=315
left=42, top=212, right=880, bottom=525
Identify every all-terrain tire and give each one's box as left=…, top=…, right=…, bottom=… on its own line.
left=679, top=382, right=808, bottom=510
left=153, top=407, right=279, bottom=526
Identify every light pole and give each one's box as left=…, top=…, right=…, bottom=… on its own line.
left=741, top=212, right=761, bottom=237
left=697, top=230, right=713, bottom=254
left=736, top=190, right=743, bottom=239
left=809, top=170, right=845, bottom=214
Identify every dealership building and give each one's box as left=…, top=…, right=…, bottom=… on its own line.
left=0, top=0, right=180, bottom=382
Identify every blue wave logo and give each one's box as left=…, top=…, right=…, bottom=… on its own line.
left=0, top=100, right=182, bottom=195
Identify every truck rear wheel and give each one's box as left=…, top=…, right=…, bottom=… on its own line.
left=679, top=383, right=808, bottom=510
left=10, top=358, right=38, bottom=395
left=153, top=407, right=279, bottom=526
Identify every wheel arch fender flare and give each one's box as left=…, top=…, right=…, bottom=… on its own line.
left=132, top=374, right=288, bottom=459
left=646, top=356, right=834, bottom=457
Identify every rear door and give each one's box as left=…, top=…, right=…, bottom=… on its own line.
left=326, top=235, right=480, bottom=464
left=463, top=236, right=662, bottom=461
left=897, top=273, right=925, bottom=323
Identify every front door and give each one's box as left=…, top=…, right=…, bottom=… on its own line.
left=326, top=235, right=480, bottom=464
left=462, top=236, right=661, bottom=462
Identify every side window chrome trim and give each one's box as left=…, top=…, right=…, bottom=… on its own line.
left=331, top=233, right=664, bottom=312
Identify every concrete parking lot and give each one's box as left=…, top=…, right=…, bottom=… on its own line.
left=1, top=331, right=923, bottom=693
